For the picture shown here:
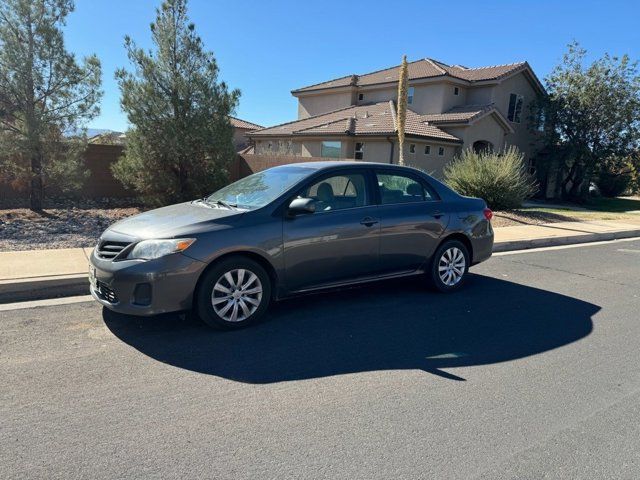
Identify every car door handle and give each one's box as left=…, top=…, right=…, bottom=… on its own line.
left=431, top=211, right=444, bottom=219
left=360, top=217, right=379, bottom=227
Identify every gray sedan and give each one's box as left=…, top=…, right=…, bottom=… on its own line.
left=89, top=161, right=494, bottom=329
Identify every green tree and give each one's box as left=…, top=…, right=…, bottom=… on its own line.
left=535, top=42, right=640, bottom=200
left=113, top=0, right=240, bottom=206
left=396, top=55, right=408, bottom=166
left=0, top=0, right=102, bottom=210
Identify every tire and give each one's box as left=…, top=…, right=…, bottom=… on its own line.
left=428, top=239, right=470, bottom=293
left=195, top=256, right=272, bottom=330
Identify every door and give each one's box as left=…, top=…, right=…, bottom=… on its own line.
left=374, top=170, right=449, bottom=274
left=283, top=170, right=380, bottom=291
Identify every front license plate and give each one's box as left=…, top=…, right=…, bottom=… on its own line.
left=89, top=265, right=97, bottom=288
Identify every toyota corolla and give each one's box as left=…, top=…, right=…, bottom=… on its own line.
left=89, top=161, right=494, bottom=329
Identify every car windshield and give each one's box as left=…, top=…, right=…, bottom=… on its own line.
left=205, top=166, right=312, bottom=210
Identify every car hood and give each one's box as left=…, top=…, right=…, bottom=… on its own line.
left=108, top=201, right=243, bottom=239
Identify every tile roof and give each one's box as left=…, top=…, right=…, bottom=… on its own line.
left=293, top=58, right=530, bottom=93
left=420, top=104, right=496, bottom=123
left=420, top=104, right=514, bottom=133
left=248, top=102, right=461, bottom=143
left=229, top=116, right=263, bottom=130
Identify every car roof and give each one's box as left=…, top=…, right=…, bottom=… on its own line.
left=271, top=161, right=418, bottom=171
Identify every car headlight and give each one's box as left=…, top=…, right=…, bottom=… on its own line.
left=127, top=238, right=196, bottom=260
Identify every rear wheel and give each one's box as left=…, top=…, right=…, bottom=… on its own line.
left=429, top=239, right=470, bottom=292
left=196, top=256, right=271, bottom=329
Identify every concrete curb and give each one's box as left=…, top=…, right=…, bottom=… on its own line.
left=0, top=274, right=89, bottom=303
left=492, top=228, right=640, bottom=253
left=1, top=229, right=640, bottom=304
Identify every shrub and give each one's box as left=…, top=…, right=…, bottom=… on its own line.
left=596, top=156, right=635, bottom=197
left=444, top=147, right=537, bottom=210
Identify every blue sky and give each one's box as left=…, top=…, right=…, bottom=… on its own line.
left=64, top=0, right=640, bottom=132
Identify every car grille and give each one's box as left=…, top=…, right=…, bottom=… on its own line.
left=96, top=241, right=130, bottom=260
left=95, top=280, right=118, bottom=303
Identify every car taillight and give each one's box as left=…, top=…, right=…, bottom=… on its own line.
left=483, top=207, right=493, bottom=221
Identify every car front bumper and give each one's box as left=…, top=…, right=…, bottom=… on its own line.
left=89, top=249, right=207, bottom=316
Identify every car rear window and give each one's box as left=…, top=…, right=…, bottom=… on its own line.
left=376, top=173, right=435, bottom=204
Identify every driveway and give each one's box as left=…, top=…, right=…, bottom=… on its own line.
left=2, top=239, right=640, bottom=479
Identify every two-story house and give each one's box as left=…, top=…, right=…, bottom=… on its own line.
left=248, top=58, right=544, bottom=177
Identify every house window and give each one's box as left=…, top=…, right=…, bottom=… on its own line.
left=321, top=141, right=342, bottom=158
left=354, top=142, right=364, bottom=160
left=507, top=93, right=524, bottom=123
left=409, top=143, right=416, bottom=154
left=358, top=93, right=364, bottom=101
left=454, top=87, right=459, bottom=96
left=438, top=146, right=445, bottom=156
left=424, top=145, right=431, bottom=155
left=408, top=86, right=415, bottom=104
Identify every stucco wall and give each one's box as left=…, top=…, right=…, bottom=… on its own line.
left=466, top=86, right=494, bottom=105
left=297, top=90, right=356, bottom=119
left=440, top=83, right=468, bottom=111
left=492, top=73, right=541, bottom=159
left=233, top=127, right=252, bottom=151
left=399, top=141, right=457, bottom=178
left=355, top=82, right=467, bottom=115
left=357, top=87, right=395, bottom=104
left=444, top=115, right=506, bottom=153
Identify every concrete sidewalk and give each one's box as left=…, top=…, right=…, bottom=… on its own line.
left=493, top=218, right=640, bottom=252
left=2, top=218, right=640, bottom=302
left=0, top=247, right=93, bottom=302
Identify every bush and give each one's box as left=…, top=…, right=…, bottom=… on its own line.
left=444, top=147, right=537, bottom=210
left=596, top=156, right=635, bottom=197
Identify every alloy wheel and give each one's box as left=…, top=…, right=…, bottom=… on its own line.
left=211, top=269, right=263, bottom=322
left=438, top=247, right=466, bottom=286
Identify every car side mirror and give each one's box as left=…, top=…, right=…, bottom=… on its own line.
left=288, top=197, right=316, bottom=216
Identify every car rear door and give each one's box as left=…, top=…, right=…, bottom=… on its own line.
left=282, top=169, right=380, bottom=291
left=374, top=169, right=449, bottom=274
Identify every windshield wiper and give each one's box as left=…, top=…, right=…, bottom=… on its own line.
left=204, top=198, right=237, bottom=210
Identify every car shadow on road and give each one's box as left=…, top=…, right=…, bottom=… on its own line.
left=103, top=274, right=599, bottom=383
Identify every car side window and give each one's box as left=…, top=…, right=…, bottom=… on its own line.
left=376, top=173, right=434, bottom=204
left=299, top=173, right=368, bottom=212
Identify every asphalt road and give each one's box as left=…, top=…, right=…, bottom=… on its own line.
left=2, top=239, right=640, bottom=479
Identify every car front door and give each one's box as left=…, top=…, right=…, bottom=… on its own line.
left=283, top=169, right=380, bottom=292
left=374, top=169, right=449, bottom=274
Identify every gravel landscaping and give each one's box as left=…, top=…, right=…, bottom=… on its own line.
left=492, top=209, right=577, bottom=228
left=0, top=207, right=141, bottom=251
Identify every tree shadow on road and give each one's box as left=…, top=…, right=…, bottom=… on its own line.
left=103, top=274, right=599, bottom=383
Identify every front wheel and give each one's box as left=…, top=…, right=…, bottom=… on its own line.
left=196, top=256, right=271, bottom=329
left=429, top=240, right=470, bottom=292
